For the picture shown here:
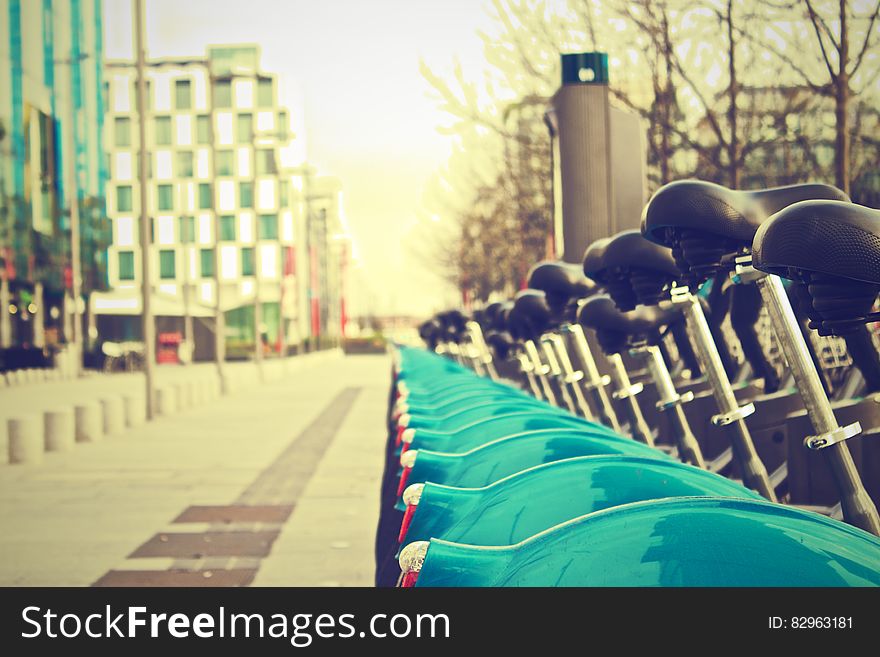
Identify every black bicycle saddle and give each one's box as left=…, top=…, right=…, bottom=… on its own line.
left=593, top=230, right=681, bottom=311
left=753, top=200, right=880, bottom=335
left=577, top=294, right=679, bottom=354
left=528, top=261, right=597, bottom=321
left=583, top=237, right=611, bottom=283
left=507, top=290, right=553, bottom=341
left=641, top=179, right=849, bottom=285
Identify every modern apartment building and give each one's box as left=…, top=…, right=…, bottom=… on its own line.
left=0, top=0, right=108, bottom=358
left=97, top=45, right=330, bottom=360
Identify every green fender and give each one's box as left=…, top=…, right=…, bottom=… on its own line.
left=398, top=379, right=525, bottom=405
left=397, top=429, right=671, bottom=508
left=409, top=498, right=880, bottom=587
left=407, top=414, right=618, bottom=453
left=402, top=390, right=541, bottom=419
left=405, top=399, right=569, bottom=432
left=400, top=455, right=762, bottom=549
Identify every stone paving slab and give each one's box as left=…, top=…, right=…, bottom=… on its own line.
left=252, top=374, right=389, bottom=587
left=0, top=353, right=389, bottom=586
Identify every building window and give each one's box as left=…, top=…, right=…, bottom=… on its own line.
left=236, top=113, right=253, bottom=143
left=177, top=150, right=194, bottom=177
left=256, top=149, right=277, bottom=175
left=258, top=214, right=278, bottom=240
left=114, top=117, right=131, bottom=147
left=257, top=78, right=273, bottom=107
left=200, top=248, right=214, bottom=277
left=198, top=183, right=212, bottom=209
left=155, top=116, right=172, bottom=145
left=117, top=185, right=133, bottom=212
left=216, top=150, right=234, bottom=176
left=157, top=184, right=174, bottom=211
left=118, top=251, right=135, bottom=280
left=174, top=79, right=192, bottom=110
left=277, top=110, right=288, bottom=136
left=196, top=115, right=210, bottom=144
left=214, top=80, right=232, bottom=108
left=219, top=215, right=236, bottom=241
left=180, top=216, right=195, bottom=244
left=159, top=250, right=176, bottom=279
left=239, top=182, right=253, bottom=209
left=241, top=247, right=255, bottom=276
left=279, top=180, right=289, bottom=208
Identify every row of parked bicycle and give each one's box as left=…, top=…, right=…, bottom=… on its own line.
left=375, top=178, right=880, bottom=587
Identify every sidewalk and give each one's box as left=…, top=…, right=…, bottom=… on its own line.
left=0, top=353, right=389, bottom=586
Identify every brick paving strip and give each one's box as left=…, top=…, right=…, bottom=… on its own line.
left=93, top=387, right=362, bottom=587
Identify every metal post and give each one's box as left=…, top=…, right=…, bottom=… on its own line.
left=540, top=336, right=577, bottom=413
left=636, top=344, right=704, bottom=468
left=672, top=288, right=775, bottom=500
left=251, top=111, right=264, bottom=377
left=564, top=324, right=621, bottom=430
left=757, top=273, right=880, bottom=535
left=62, top=55, right=81, bottom=376
left=134, top=0, right=155, bottom=419
left=205, top=69, right=226, bottom=393
left=466, top=320, right=499, bottom=380
left=545, top=333, right=593, bottom=419
left=608, top=352, right=653, bottom=445
left=181, top=211, right=192, bottom=365
left=516, top=351, right=543, bottom=399
left=524, top=339, right=558, bottom=406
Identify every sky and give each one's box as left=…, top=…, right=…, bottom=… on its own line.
left=103, top=0, right=500, bottom=318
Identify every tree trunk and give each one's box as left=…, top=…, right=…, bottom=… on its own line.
left=660, top=7, right=674, bottom=184
left=726, top=0, right=740, bottom=188
left=835, top=0, right=850, bottom=194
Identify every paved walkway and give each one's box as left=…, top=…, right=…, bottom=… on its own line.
left=0, top=353, right=389, bottom=586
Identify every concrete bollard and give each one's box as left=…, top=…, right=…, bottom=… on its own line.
left=123, top=395, right=147, bottom=428
left=101, top=397, right=125, bottom=436
left=44, top=408, right=75, bottom=452
left=156, top=386, right=178, bottom=416
left=75, top=402, right=103, bottom=443
left=173, top=383, right=188, bottom=410
left=192, top=379, right=206, bottom=405
left=0, top=422, right=7, bottom=465
left=8, top=415, right=43, bottom=464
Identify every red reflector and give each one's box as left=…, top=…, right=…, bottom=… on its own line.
left=401, top=571, right=419, bottom=588
left=396, top=466, right=411, bottom=498
left=398, top=504, right=416, bottom=544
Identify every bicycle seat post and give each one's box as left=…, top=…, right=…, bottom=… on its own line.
left=631, top=342, right=705, bottom=468
left=753, top=269, right=880, bottom=535
left=524, top=339, right=558, bottom=407
left=669, top=285, right=774, bottom=501
left=465, top=321, right=499, bottom=381
left=543, top=332, right=593, bottom=419
left=606, top=352, right=652, bottom=445
left=562, top=323, right=621, bottom=431
left=514, top=349, right=544, bottom=400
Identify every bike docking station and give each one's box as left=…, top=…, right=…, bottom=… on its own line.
left=374, top=53, right=880, bottom=606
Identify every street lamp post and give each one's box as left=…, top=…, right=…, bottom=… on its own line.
left=134, top=0, right=156, bottom=418
left=56, top=53, right=89, bottom=378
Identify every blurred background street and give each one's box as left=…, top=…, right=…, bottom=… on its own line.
left=0, top=352, right=388, bottom=586
left=0, top=0, right=877, bottom=587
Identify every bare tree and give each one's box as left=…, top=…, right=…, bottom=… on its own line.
left=754, top=0, right=880, bottom=193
